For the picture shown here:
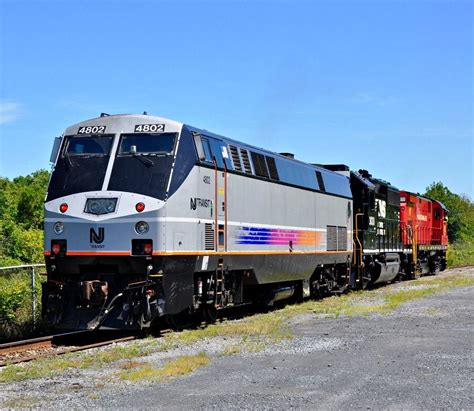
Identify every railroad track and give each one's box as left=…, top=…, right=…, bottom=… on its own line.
left=0, top=331, right=137, bottom=367
left=0, top=307, right=246, bottom=367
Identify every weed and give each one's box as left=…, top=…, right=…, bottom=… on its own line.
left=118, top=352, right=210, bottom=382
left=219, top=345, right=242, bottom=356
left=0, top=355, right=80, bottom=382
left=164, top=311, right=292, bottom=347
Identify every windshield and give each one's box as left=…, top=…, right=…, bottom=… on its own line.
left=64, top=135, right=114, bottom=157
left=118, top=133, right=176, bottom=155
left=46, top=135, right=113, bottom=202
left=108, top=133, right=177, bottom=200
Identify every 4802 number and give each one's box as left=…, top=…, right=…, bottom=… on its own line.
left=77, top=125, right=106, bottom=134
left=134, top=124, right=165, bottom=133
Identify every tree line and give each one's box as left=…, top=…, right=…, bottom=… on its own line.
left=0, top=170, right=472, bottom=266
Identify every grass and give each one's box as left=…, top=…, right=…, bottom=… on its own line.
left=118, top=352, right=210, bottom=382
left=166, top=310, right=291, bottom=346
left=448, top=241, right=474, bottom=267
left=0, top=269, right=472, bottom=384
left=0, top=356, right=79, bottom=382
left=280, top=271, right=474, bottom=319
left=219, top=345, right=242, bottom=356
left=0, top=342, right=162, bottom=383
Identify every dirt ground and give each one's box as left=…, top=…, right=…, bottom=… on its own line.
left=1, top=267, right=473, bottom=410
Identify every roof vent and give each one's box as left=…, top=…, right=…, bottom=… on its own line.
left=280, top=152, right=294, bottom=159
left=143, top=111, right=148, bottom=115
left=359, top=169, right=372, bottom=179
left=100, top=112, right=110, bottom=117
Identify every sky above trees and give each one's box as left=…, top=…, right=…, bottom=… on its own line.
left=0, top=0, right=472, bottom=196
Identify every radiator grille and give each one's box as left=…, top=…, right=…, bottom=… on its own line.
left=229, top=145, right=242, bottom=171
left=205, top=223, right=215, bottom=250
left=265, top=156, right=279, bottom=181
left=240, top=149, right=252, bottom=174
left=250, top=151, right=269, bottom=178
left=337, top=226, right=347, bottom=250
left=327, top=225, right=337, bottom=251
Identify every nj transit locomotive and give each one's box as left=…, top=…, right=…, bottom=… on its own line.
left=42, top=114, right=447, bottom=330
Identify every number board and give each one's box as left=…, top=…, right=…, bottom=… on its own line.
left=134, top=124, right=165, bottom=133
left=77, top=125, right=106, bottom=134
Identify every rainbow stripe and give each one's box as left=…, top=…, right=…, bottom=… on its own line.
left=236, top=226, right=322, bottom=246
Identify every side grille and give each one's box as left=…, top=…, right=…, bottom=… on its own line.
left=265, top=156, right=279, bottom=180
left=240, top=149, right=252, bottom=174
left=250, top=151, right=269, bottom=178
left=337, top=226, right=347, bottom=251
left=229, top=145, right=242, bottom=171
left=327, top=225, right=337, bottom=251
left=205, top=223, right=215, bottom=250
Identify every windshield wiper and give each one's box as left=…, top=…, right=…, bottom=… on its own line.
left=132, top=153, right=154, bottom=167
left=64, top=144, right=75, bottom=169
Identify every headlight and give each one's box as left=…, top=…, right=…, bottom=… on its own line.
left=54, top=222, right=64, bottom=235
left=84, top=198, right=118, bottom=215
left=135, top=221, right=149, bottom=235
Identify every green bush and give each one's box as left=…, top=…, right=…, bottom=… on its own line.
left=0, top=170, right=49, bottom=265
left=0, top=270, right=44, bottom=341
left=448, top=241, right=474, bottom=268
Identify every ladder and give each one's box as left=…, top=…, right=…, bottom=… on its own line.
left=214, top=260, right=225, bottom=308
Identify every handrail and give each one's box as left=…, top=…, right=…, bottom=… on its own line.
left=213, top=159, right=218, bottom=251
left=354, top=213, right=364, bottom=268
left=412, top=224, right=417, bottom=270
left=224, top=163, right=228, bottom=252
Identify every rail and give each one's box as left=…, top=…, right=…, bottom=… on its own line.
left=0, top=331, right=137, bottom=366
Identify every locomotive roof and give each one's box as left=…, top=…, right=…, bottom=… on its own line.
left=184, top=123, right=352, bottom=198
left=401, top=190, right=448, bottom=212
left=64, top=113, right=352, bottom=199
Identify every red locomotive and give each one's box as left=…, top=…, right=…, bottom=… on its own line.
left=400, top=191, right=448, bottom=275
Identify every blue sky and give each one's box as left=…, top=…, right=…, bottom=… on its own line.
left=0, top=0, right=472, bottom=196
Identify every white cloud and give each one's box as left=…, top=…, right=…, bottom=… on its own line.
left=0, top=101, right=22, bottom=124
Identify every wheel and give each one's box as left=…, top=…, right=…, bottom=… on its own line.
left=167, top=309, right=190, bottom=331
left=203, top=306, right=218, bottom=323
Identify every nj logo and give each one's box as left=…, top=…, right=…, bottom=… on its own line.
left=90, top=227, right=105, bottom=244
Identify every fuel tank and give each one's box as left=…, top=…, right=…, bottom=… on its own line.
left=372, top=253, right=400, bottom=284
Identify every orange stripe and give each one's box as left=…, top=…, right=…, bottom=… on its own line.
left=66, top=251, right=130, bottom=256
left=44, top=250, right=129, bottom=256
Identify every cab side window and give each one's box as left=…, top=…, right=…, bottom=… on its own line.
left=201, top=137, right=212, bottom=162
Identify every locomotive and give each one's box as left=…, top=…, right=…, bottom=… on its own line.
left=41, top=113, right=447, bottom=331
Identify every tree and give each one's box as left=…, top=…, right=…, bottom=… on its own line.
left=0, top=170, right=50, bottom=265
left=424, top=182, right=474, bottom=243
